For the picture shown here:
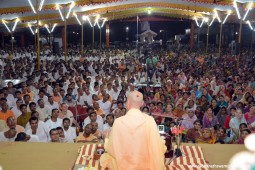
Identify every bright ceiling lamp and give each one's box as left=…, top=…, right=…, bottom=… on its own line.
left=56, top=4, right=64, bottom=21
left=2, top=20, right=11, bottom=33
left=87, top=17, right=93, bottom=27
left=73, top=12, right=81, bottom=25
left=234, top=0, right=241, bottom=19
left=200, top=18, right=205, bottom=28
left=44, top=24, right=51, bottom=33
left=39, top=0, right=45, bottom=11
left=28, top=0, right=36, bottom=13
left=194, top=17, right=199, bottom=27
left=247, top=20, right=253, bottom=30
left=12, top=18, right=19, bottom=32
left=51, top=23, right=57, bottom=32
left=94, top=15, right=100, bottom=27
left=209, top=16, right=216, bottom=26
left=101, top=18, right=107, bottom=28
left=66, top=1, right=75, bottom=19
left=243, top=2, right=253, bottom=21
left=28, top=24, right=35, bottom=35
left=223, top=10, right=231, bottom=24
left=97, top=21, right=101, bottom=29
left=214, top=9, right=221, bottom=23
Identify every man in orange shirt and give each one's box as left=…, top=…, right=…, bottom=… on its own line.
left=0, top=103, right=15, bottom=122
left=75, top=123, right=98, bottom=143
left=100, top=91, right=166, bottom=170
left=93, top=102, right=105, bottom=118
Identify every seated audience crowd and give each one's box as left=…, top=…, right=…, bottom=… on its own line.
left=0, top=46, right=254, bottom=144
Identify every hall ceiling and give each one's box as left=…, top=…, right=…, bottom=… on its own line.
left=0, top=0, right=254, bottom=32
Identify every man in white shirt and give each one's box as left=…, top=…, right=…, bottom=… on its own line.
left=15, top=132, right=39, bottom=142
left=34, top=90, right=48, bottom=104
left=26, top=116, right=49, bottom=142
left=36, top=99, right=51, bottom=121
left=83, top=111, right=104, bottom=132
left=45, top=96, right=59, bottom=111
left=103, top=114, right=115, bottom=135
left=45, top=108, right=62, bottom=130
left=111, top=85, right=120, bottom=101
left=82, top=87, right=93, bottom=106
left=62, top=118, right=76, bottom=142
left=98, top=94, right=111, bottom=117
left=0, top=128, right=17, bottom=142
left=11, top=99, right=23, bottom=118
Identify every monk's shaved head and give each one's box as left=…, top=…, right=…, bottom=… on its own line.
left=127, top=91, right=144, bottom=109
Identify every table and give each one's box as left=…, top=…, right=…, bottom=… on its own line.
left=0, top=142, right=245, bottom=170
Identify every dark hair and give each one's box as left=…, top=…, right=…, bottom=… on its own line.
left=49, top=128, right=58, bottom=135
left=56, top=127, right=63, bottom=131
left=19, top=104, right=27, bottom=110
left=193, top=120, right=202, bottom=125
left=215, top=140, right=225, bottom=144
left=89, top=111, right=97, bottom=117
left=218, top=127, right=226, bottom=134
left=142, top=106, right=150, bottom=112
left=23, top=94, right=30, bottom=99
left=239, top=123, right=248, bottom=129
left=63, top=118, right=70, bottom=123
left=29, top=102, right=36, bottom=108
left=15, top=132, right=27, bottom=142
left=241, top=128, right=251, bottom=134
left=213, top=124, right=222, bottom=131
left=0, top=98, right=7, bottom=102
left=106, top=114, right=114, bottom=119
left=52, top=108, right=58, bottom=114
left=29, top=116, right=38, bottom=123
left=86, top=107, right=94, bottom=113
left=117, top=101, right=123, bottom=105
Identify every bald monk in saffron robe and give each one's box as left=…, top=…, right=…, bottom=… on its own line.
left=100, top=90, right=166, bottom=170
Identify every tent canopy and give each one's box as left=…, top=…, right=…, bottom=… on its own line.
left=0, top=0, right=254, bottom=33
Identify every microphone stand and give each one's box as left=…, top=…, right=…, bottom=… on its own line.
left=167, top=119, right=183, bottom=165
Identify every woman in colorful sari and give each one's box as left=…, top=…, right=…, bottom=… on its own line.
left=234, top=128, right=251, bottom=144
left=202, top=107, right=219, bottom=128
left=229, top=108, right=247, bottom=140
left=196, top=128, right=216, bottom=144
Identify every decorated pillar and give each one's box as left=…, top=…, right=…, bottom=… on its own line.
left=62, top=27, right=65, bottom=49
left=106, top=23, right=110, bottom=48
left=21, top=32, right=25, bottom=47
left=190, top=21, right=194, bottom=50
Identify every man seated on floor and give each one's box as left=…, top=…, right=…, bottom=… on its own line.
left=181, top=109, right=197, bottom=131
left=91, top=121, right=102, bottom=139
left=215, top=127, right=232, bottom=144
left=103, top=114, right=114, bottom=135
left=83, top=111, right=103, bottom=132
left=45, top=109, right=62, bottom=130
left=75, top=123, right=98, bottom=143
left=17, top=104, right=31, bottom=128
left=62, top=118, right=76, bottom=142
left=26, top=116, right=49, bottom=142
left=49, top=128, right=66, bottom=143
left=15, top=132, right=39, bottom=142
left=0, top=128, right=17, bottom=141
left=3, top=116, right=25, bottom=134
left=0, top=103, right=15, bottom=122
left=56, top=126, right=73, bottom=143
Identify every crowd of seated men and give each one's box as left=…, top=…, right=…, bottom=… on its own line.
left=0, top=46, right=254, bottom=144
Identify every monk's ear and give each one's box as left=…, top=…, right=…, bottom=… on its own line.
left=141, top=101, right=144, bottom=108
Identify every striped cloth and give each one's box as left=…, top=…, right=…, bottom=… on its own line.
left=73, top=144, right=210, bottom=170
